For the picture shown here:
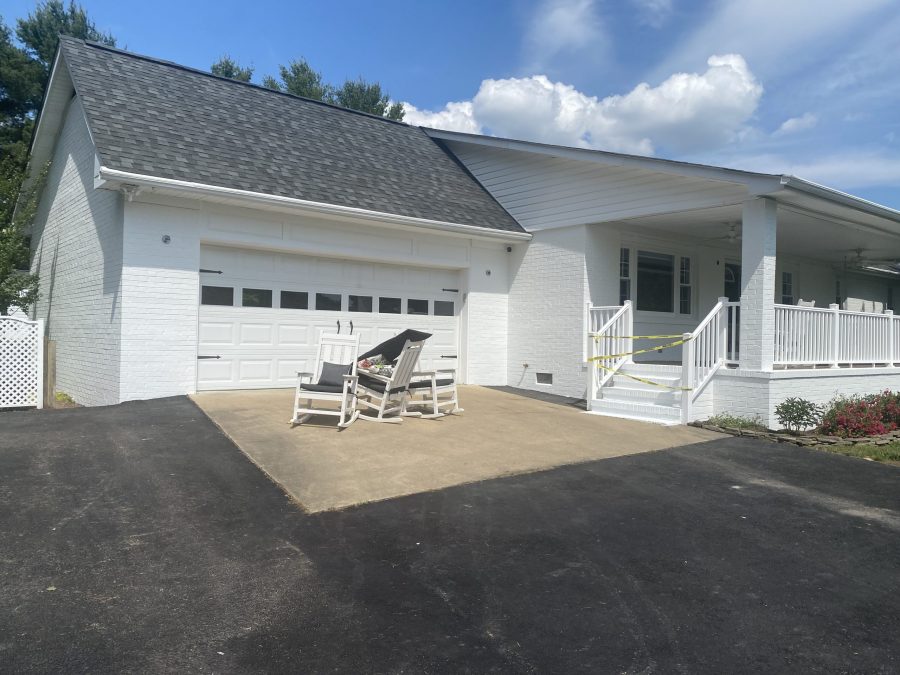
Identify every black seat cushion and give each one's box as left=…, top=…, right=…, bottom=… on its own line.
left=317, top=362, right=351, bottom=387
left=408, top=378, right=454, bottom=389
left=357, top=374, right=406, bottom=395
left=298, top=383, right=344, bottom=394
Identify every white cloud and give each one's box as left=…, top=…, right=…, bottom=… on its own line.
left=403, top=101, right=480, bottom=134
left=404, top=54, right=762, bottom=156
left=631, top=0, right=673, bottom=28
left=524, top=0, right=608, bottom=70
left=774, top=113, right=818, bottom=136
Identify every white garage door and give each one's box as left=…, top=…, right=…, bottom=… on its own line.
left=196, top=246, right=461, bottom=390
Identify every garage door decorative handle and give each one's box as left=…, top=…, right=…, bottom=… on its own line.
left=336, top=320, right=341, bottom=333
left=349, top=321, right=354, bottom=335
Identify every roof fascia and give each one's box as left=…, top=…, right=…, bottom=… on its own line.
left=98, top=167, right=532, bottom=242
left=425, top=128, right=784, bottom=194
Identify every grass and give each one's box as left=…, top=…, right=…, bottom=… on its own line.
left=54, top=391, right=75, bottom=404
left=821, top=441, right=900, bottom=464
left=705, top=413, right=768, bottom=431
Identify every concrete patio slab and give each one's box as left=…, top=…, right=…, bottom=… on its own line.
left=191, top=385, right=719, bottom=512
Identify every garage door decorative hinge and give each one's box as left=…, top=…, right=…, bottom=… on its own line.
left=442, top=288, right=459, bottom=293
left=199, top=269, right=223, bottom=274
left=197, top=355, right=221, bottom=360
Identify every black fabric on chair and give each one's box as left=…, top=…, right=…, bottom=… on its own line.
left=358, top=329, right=432, bottom=363
left=408, top=378, right=454, bottom=389
left=357, top=374, right=408, bottom=395
left=317, top=362, right=351, bottom=387
left=298, top=383, right=344, bottom=393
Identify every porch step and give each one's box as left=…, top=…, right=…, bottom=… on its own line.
left=588, top=398, right=682, bottom=425
left=602, top=386, right=680, bottom=406
left=592, top=362, right=683, bottom=424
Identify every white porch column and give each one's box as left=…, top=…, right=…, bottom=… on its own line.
left=739, top=197, right=777, bottom=371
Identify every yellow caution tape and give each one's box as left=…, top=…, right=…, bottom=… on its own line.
left=589, top=337, right=692, bottom=361
left=595, top=334, right=688, bottom=340
left=593, top=362, right=693, bottom=391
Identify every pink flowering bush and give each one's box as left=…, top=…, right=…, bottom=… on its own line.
left=819, top=390, right=900, bottom=437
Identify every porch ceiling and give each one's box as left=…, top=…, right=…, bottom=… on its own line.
left=619, top=200, right=900, bottom=267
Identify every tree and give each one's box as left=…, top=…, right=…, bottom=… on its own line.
left=16, top=0, right=115, bottom=73
left=262, top=58, right=330, bottom=101
left=261, top=58, right=405, bottom=121
left=0, top=154, right=44, bottom=315
left=0, top=2, right=114, bottom=314
left=211, top=55, right=253, bottom=82
left=0, top=19, right=44, bottom=150
left=331, top=78, right=404, bottom=121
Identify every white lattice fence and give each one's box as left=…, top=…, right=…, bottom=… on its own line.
left=1, top=317, right=44, bottom=409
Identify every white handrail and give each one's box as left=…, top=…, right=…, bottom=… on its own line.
left=586, top=301, right=632, bottom=407
left=682, top=298, right=736, bottom=422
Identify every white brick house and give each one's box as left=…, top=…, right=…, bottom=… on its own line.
left=26, top=38, right=900, bottom=426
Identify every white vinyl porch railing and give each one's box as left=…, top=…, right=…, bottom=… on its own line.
left=774, top=304, right=898, bottom=367
left=0, top=316, right=44, bottom=409
left=586, top=301, right=633, bottom=402
left=682, top=297, right=738, bottom=422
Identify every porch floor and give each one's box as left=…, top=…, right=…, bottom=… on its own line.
left=191, top=385, right=718, bottom=512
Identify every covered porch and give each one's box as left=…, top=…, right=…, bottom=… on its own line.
left=586, top=191, right=900, bottom=426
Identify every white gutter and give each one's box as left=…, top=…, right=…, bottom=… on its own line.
left=779, top=176, right=900, bottom=224
left=98, top=166, right=532, bottom=242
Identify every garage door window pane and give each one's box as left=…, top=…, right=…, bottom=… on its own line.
left=201, top=286, right=234, bottom=306
left=407, top=299, right=428, bottom=315
left=316, top=293, right=342, bottom=311
left=280, top=291, right=308, bottom=309
left=379, top=297, right=401, bottom=314
left=242, top=288, right=272, bottom=308
left=434, top=300, right=454, bottom=316
left=349, top=295, right=372, bottom=312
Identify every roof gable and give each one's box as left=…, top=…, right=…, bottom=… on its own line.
left=56, top=37, right=523, bottom=235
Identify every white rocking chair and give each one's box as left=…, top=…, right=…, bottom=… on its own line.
left=290, top=332, right=360, bottom=429
left=404, top=368, right=464, bottom=418
left=356, top=339, right=426, bottom=423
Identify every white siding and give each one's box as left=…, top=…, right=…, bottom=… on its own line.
left=445, top=142, right=749, bottom=231
left=507, top=225, right=589, bottom=398
left=30, top=98, right=122, bottom=406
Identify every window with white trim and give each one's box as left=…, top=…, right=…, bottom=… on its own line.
left=781, top=272, right=794, bottom=305
left=619, top=247, right=631, bottom=306
left=679, top=257, right=692, bottom=315
left=636, top=250, right=675, bottom=313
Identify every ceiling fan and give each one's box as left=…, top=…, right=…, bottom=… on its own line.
left=704, top=222, right=741, bottom=245
left=841, top=248, right=900, bottom=275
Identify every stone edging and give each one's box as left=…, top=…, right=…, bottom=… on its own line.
left=689, top=422, right=900, bottom=447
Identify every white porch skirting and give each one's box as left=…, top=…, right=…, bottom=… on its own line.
left=695, top=367, right=900, bottom=429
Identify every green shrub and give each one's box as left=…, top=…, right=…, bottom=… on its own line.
left=775, top=397, right=821, bottom=433
left=706, top=413, right=767, bottom=431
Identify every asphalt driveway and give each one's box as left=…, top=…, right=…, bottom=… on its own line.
left=1, top=397, right=898, bottom=673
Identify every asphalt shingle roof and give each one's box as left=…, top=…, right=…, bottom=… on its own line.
left=59, top=37, right=524, bottom=234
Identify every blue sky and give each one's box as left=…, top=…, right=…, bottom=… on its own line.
left=5, top=0, right=900, bottom=207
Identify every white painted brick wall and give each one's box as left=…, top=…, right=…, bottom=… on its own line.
left=507, top=226, right=589, bottom=398
left=119, top=202, right=202, bottom=401
left=740, top=198, right=777, bottom=371
left=30, top=98, right=122, bottom=406
left=704, top=369, right=900, bottom=428
left=463, top=244, right=510, bottom=385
